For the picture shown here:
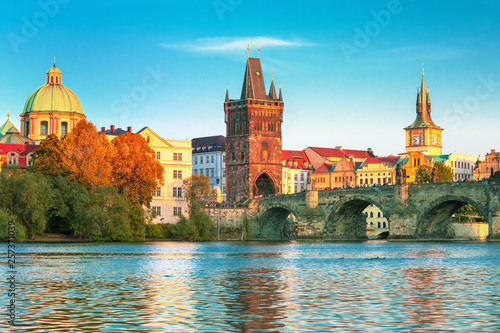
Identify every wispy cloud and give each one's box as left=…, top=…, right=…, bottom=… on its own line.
left=371, top=44, right=465, bottom=60
left=160, top=36, right=314, bottom=53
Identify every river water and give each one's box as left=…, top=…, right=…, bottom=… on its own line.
left=4, top=241, right=500, bottom=332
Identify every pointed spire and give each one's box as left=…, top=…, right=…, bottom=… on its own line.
left=225, top=81, right=230, bottom=102
left=7, top=111, right=9, bottom=120
left=278, top=81, right=283, bottom=101
left=419, top=65, right=428, bottom=114
left=268, top=68, right=277, bottom=99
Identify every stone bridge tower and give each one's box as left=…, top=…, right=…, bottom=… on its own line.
left=224, top=55, right=284, bottom=202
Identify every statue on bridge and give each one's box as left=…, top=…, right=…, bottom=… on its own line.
left=396, top=164, right=407, bottom=185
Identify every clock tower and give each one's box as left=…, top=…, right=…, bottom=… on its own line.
left=404, top=68, right=443, bottom=155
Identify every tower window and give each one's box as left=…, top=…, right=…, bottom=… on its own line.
left=40, top=121, right=48, bottom=135
left=51, top=76, right=53, bottom=83
left=56, top=77, right=58, bottom=83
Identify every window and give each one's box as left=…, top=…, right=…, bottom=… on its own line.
left=232, top=152, right=236, bottom=161
left=223, top=169, right=226, bottom=177
left=152, top=206, right=161, bottom=216
left=200, top=156, right=204, bottom=164
left=153, top=187, right=161, bottom=197
left=174, top=153, right=182, bottom=161
left=61, top=122, right=68, bottom=136
left=173, top=207, right=182, bottom=216
left=8, top=152, right=18, bottom=166
left=211, top=168, right=215, bottom=177
left=199, top=169, right=203, bottom=175
left=377, top=222, right=381, bottom=228
left=300, top=173, right=304, bottom=181
left=156, top=151, right=161, bottom=160
left=223, top=154, right=225, bottom=163
left=194, top=156, right=198, bottom=164
left=383, top=222, right=387, bottom=228
left=377, top=212, right=381, bottom=218
left=173, top=170, right=182, bottom=179
left=211, top=155, right=214, bottom=163
left=173, top=187, right=182, bottom=197
left=240, top=152, right=245, bottom=160
left=193, top=169, right=198, bottom=174
left=369, top=212, right=374, bottom=218
left=40, top=121, right=48, bottom=135
left=206, top=156, right=209, bottom=163
left=206, top=168, right=209, bottom=176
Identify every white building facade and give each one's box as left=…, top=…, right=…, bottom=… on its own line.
left=192, top=136, right=226, bottom=202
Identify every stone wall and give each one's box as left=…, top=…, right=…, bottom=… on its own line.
left=204, top=207, right=253, bottom=240
left=452, top=223, right=489, bottom=241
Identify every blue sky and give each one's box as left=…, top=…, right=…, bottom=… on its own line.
left=0, top=0, right=499, bottom=157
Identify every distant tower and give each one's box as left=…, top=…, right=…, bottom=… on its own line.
left=404, top=67, right=443, bottom=155
left=224, top=56, right=284, bottom=202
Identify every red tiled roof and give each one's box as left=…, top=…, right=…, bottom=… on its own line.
left=313, top=163, right=333, bottom=174
left=282, top=150, right=313, bottom=169
left=309, top=147, right=374, bottom=159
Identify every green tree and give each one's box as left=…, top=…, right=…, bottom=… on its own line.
left=0, top=210, right=27, bottom=242
left=0, top=171, right=53, bottom=239
left=182, top=174, right=216, bottom=216
left=454, top=204, right=485, bottom=222
left=415, top=162, right=453, bottom=183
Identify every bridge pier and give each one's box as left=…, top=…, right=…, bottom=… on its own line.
left=487, top=179, right=500, bottom=241
left=387, top=204, right=418, bottom=241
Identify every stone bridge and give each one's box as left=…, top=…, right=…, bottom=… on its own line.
left=232, top=179, right=500, bottom=241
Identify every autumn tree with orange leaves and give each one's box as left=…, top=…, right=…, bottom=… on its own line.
left=111, top=132, right=164, bottom=206
left=61, top=120, right=115, bottom=191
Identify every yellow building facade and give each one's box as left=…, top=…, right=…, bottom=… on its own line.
left=356, top=157, right=399, bottom=186
left=20, top=62, right=86, bottom=141
left=137, top=127, right=193, bottom=224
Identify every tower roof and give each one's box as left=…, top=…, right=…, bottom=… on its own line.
left=0, top=115, right=15, bottom=136
left=240, top=57, right=268, bottom=100
left=405, top=70, right=441, bottom=130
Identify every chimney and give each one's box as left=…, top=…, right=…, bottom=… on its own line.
left=127, top=126, right=132, bottom=133
left=110, top=125, right=115, bottom=133
left=101, top=127, right=105, bottom=134
left=335, top=146, right=343, bottom=150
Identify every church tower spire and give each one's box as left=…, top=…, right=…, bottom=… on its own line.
left=404, top=66, right=443, bottom=155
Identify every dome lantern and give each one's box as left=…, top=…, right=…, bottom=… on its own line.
left=46, top=59, right=62, bottom=84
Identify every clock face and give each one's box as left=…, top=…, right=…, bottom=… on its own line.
left=413, top=135, right=421, bottom=145
left=432, top=136, right=437, bottom=145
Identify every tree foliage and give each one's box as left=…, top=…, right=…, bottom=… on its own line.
left=60, top=120, right=115, bottom=191
left=454, top=204, right=485, bottom=223
left=182, top=174, right=216, bottom=216
left=415, top=162, right=453, bottom=183
left=111, top=132, right=164, bottom=206
left=0, top=171, right=53, bottom=239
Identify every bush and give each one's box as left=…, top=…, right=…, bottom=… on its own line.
left=146, top=223, right=163, bottom=239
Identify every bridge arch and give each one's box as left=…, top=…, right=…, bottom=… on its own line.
left=416, top=195, right=488, bottom=239
left=254, top=203, right=299, bottom=240
left=324, top=194, right=389, bottom=240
